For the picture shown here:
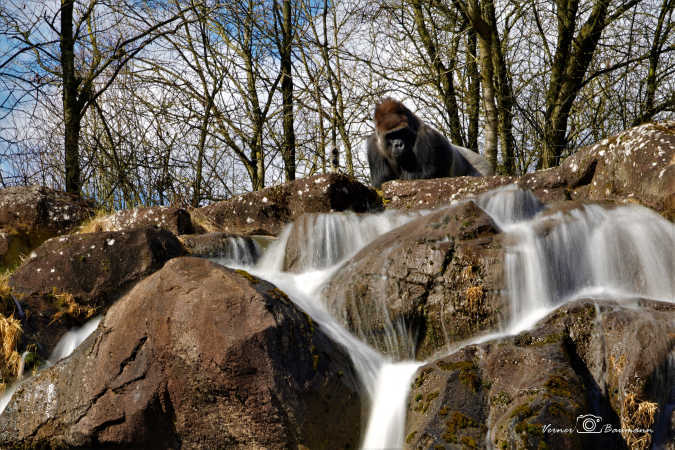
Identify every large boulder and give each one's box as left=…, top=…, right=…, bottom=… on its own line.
left=0, top=257, right=363, bottom=449
left=405, top=299, right=675, bottom=450
left=0, top=186, right=95, bottom=269
left=81, top=206, right=194, bottom=235
left=384, top=121, right=675, bottom=219
left=322, top=201, right=506, bottom=360
left=197, top=174, right=381, bottom=236
left=9, top=227, right=185, bottom=357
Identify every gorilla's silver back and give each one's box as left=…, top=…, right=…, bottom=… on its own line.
left=454, top=145, right=494, bottom=176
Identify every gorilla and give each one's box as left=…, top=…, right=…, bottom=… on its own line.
left=367, top=98, right=493, bottom=188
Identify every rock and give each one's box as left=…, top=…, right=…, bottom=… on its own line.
left=179, top=232, right=262, bottom=264
left=405, top=299, right=675, bottom=450
left=82, top=206, right=194, bottom=235
left=322, top=201, right=506, bottom=359
left=9, top=227, right=185, bottom=357
left=383, top=121, right=675, bottom=219
left=0, top=257, right=362, bottom=449
left=197, top=173, right=381, bottom=236
left=0, top=186, right=95, bottom=269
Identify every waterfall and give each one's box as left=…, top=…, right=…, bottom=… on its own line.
left=499, top=203, right=674, bottom=330
left=218, top=195, right=674, bottom=449
left=212, top=236, right=261, bottom=266
left=0, top=316, right=101, bottom=415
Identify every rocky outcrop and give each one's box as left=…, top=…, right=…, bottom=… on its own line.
left=82, top=206, right=194, bottom=235
left=384, top=121, right=675, bottom=219
left=0, top=257, right=362, bottom=449
left=9, top=228, right=184, bottom=357
left=405, top=299, right=675, bottom=450
left=197, top=173, right=381, bottom=236
left=0, top=186, right=95, bottom=269
left=322, top=201, right=505, bottom=359
left=179, top=232, right=262, bottom=264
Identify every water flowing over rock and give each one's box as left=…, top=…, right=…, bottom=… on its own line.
left=259, top=210, right=418, bottom=272
left=0, top=257, right=362, bottom=449
left=83, top=206, right=194, bottom=235
left=0, top=186, right=95, bottom=269
left=405, top=299, right=675, bottom=450
left=196, top=173, right=381, bottom=236
left=383, top=121, right=675, bottom=219
left=180, top=232, right=262, bottom=265
left=322, top=201, right=506, bottom=360
left=8, top=227, right=184, bottom=357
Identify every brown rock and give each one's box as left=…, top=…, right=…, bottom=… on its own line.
left=405, top=299, right=675, bottom=450
left=85, top=206, right=194, bottom=235
left=0, top=186, right=95, bottom=268
left=322, top=201, right=506, bottom=359
left=0, top=257, right=362, bottom=449
left=179, top=232, right=262, bottom=264
left=9, top=227, right=184, bottom=357
left=197, top=173, right=381, bottom=236
left=383, top=121, right=675, bottom=219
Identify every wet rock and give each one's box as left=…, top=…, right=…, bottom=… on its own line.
left=83, top=206, right=194, bottom=235
left=197, top=173, right=381, bottom=236
left=322, top=201, right=506, bottom=360
left=0, top=186, right=95, bottom=269
left=383, top=121, right=675, bottom=219
left=0, top=257, right=362, bottom=449
left=179, top=232, right=262, bottom=264
left=9, top=228, right=184, bottom=357
left=405, top=299, right=675, bottom=450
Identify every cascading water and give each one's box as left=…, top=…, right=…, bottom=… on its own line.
left=214, top=189, right=674, bottom=448
left=212, top=236, right=261, bottom=266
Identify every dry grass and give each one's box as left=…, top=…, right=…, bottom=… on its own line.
left=621, top=392, right=659, bottom=450
left=189, top=208, right=220, bottom=233
left=75, top=208, right=112, bottom=234
left=49, top=289, right=97, bottom=324
left=0, top=313, right=22, bottom=390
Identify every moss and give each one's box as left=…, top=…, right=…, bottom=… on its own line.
left=510, top=403, right=533, bottom=420
left=437, top=360, right=475, bottom=372
left=412, top=367, right=434, bottom=389
left=461, top=435, right=478, bottom=448
left=498, top=440, right=508, bottom=450
left=515, top=422, right=544, bottom=437
left=439, top=406, right=448, bottom=416
left=491, top=391, right=513, bottom=407
left=415, top=393, right=423, bottom=402
left=235, top=269, right=259, bottom=284
left=312, top=354, right=319, bottom=371
left=442, top=411, right=478, bottom=443
left=405, top=431, right=417, bottom=444
left=544, top=375, right=574, bottom=398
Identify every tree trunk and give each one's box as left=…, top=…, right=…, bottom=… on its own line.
left=478, top=34, right=498, bottom=170
left=466, top=27, right=480, bottom=152
left=61, top=0, right=81, bottom=195
left=411, top=0, right=464, bottom=146
left=279, top=0, right=296, bottom=181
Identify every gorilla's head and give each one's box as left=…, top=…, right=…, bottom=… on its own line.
left=374, top=98, right=420, bottom=163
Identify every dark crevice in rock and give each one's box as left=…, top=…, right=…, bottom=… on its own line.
left=562, top=335, right=626, bottom=449
left=116, top=335, right=147, bottom=378
left=572, top=159, right=598, bottom=188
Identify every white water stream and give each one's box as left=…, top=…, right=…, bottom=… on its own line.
left=2, top=185, right=673, bottom=448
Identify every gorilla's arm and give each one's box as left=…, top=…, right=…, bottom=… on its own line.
left=367, top=135, right=398, bottom=188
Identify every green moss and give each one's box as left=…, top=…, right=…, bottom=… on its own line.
left=545, top=375, right=574, bottom=398
left=491, top=391, right=513, bottom=407
left=436, top=360, right=475, bottom=372
left=442, top=412, right=478, bottom=443
left=461, top=435, right=478, bottom=448
left=412, top=367, right=434, bottom=389
left=439, top=406, right=448, bottom=416
left=415, top=393, right=423, bottom=402
left=510, top=403, right=533, bottom=421
left=405, top=431, right=417, bottom=444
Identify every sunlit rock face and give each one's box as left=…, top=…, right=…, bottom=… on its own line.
left=196, top=173, right=381, bottom=236
left=0, top=257, right=362, bottom=449
left=0, top=185, right=95, bottom=269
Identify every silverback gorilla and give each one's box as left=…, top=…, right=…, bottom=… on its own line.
left=367, top=98, right=493, bottom=188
